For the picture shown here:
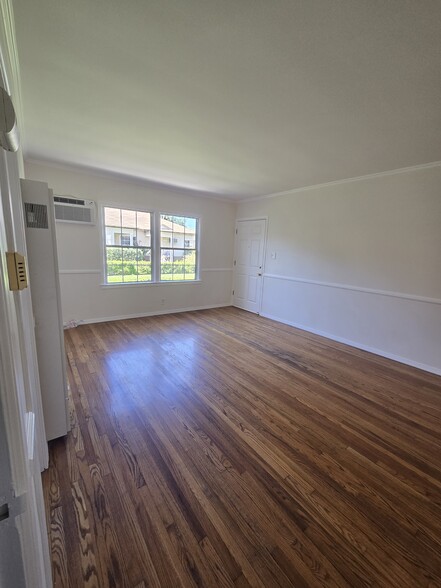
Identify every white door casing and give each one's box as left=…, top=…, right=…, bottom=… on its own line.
left=0, top=148, right=52, bottom=588
left=0, top=15, right=52, bottom=580
left=233, top=218, right=267, bottom=314
left=0, top=2, right=52, bottom=584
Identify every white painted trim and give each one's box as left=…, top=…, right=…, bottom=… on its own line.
left=26, top=154, right=441, bottom=208
left=152, top=208, right=160, bottom=283
left=242, top=160, right=441, bottom=203
left=100, top=280, right=202, bottom=288
left=0, top=9, right=51, bottom=586
left=263, top=273, right=441, bottom=306
left=99, top=202, right=107, bottom=284
left=0, top=271, right=28, bottom=496
left=59, top=269, right=101, bottom=274
left=201, top=267, right=233, bottom=272
left=25, top=412, right=35, bottom=461
left=235, top=215, right=269, bottom=222
left=67, top=303, right=231, bottom=326
left=260, top=312, right=441, bottom=377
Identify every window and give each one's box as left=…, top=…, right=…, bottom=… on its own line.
left=120, top=233, right=131, bottom=246
left=104, top=207, right=152, bottom=283
left=160, top=214, right=198, bottom=281
left=103, top=209, right=199, bottom=284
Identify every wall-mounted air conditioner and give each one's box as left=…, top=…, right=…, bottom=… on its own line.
left=53, top=195, right=96, bottom=225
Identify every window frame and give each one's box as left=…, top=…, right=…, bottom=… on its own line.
left=100, top=205, right=201, bottom=286
left=102, top=205, right=154, bottom=285
left=158, top=213, right=200, bottom=283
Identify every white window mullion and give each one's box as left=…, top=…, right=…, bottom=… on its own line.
left=195, top=218, right=200, bottom=280
left=153, top=211, right=161, bottom=282
left=103, top=208, right=197, bottom=284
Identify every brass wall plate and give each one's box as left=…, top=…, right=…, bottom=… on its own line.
left=6, top=252, right=28, bottom=291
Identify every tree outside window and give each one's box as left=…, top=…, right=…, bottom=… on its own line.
left=104, top=207, right=152, bottom=283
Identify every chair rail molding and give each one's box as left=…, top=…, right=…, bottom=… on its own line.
left=263, top=273, right=441, bottom=306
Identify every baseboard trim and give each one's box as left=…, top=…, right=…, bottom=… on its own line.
left=260, top=312, right=441, bottom=377
left=66, top=303, right=231, bottom=327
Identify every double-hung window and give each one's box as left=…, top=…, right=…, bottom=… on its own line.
left=159, top=215, right=198, bottom=281
left=103, top=208, right=199, bottom=284
left=104, top=207, right=152, bottom=283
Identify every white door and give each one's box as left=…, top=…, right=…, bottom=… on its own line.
left=233, top=219, right=266, bottom=314
left=0, top=150, right=52, bottom=586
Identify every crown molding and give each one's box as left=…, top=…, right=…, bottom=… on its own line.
left=242, top=160, right=441, bottom=203
left=24, top=157, right=238, bottom=204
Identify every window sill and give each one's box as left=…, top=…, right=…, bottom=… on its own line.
left=101, top=280, right=202, bottom=288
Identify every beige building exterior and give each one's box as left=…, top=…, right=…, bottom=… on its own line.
left=104, top=208, right=196, bottom=259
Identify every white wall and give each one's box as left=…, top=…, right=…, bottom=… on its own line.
left=24, top=161, right=236, bottom=323
left=237, top=164, right=441, bottom=374
left=24, top=160, right=441, bottom=374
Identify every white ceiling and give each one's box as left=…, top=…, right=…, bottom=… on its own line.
left=14, top=0, right=441, bottom=200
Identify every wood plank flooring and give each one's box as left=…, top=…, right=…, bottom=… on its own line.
left=43, top=307, right=441, bottom=587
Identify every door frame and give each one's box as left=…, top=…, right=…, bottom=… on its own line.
left=0, top=153, right=52, bottom=588
left=0, top=3, right=52, bottom=584
left=233, top=216, right=268, bottom=315
left=0, top=0, right=48, bottom=467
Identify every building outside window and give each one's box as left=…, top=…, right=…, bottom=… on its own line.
left=160, top=215, right=197, bottom=281
left=104, top=207, right=152, bottom=283
left=103, top=208, right=199, bottom=284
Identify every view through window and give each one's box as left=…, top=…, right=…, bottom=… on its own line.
left=160, top=215, right=197, bottom=281
left=104, top=207, right=152, bottom=283
left=103, top=208, right=198, bottom=283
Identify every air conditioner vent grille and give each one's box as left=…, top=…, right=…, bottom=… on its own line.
left=24, top=203, right=49, bottom=229
left=53, top=196, right=96, bottom=225
left=55, top=204, right=93, bottom=223
left=54, top=196, right=86, bottom=206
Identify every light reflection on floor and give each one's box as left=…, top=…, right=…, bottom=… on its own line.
left=102, top=333, right=199, bottom=415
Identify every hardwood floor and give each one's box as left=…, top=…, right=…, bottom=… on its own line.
left=43, top=306, right=441, bottom=587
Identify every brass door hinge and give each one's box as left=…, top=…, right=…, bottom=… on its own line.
left=6, top=252, right=28, bottom=291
